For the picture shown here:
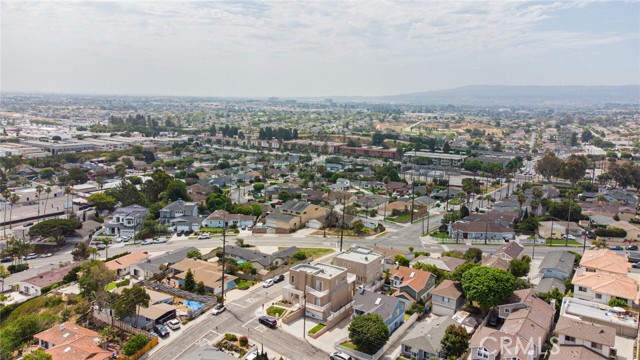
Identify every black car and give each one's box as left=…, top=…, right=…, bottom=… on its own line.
left=272, top=274, right=285, bottom=283
left=153, top=324, right=170, bottom=338
left=632, top=262, right=640, bottom=269
left=258, top=316, right=277, bottom=329
left=626, top=245, right=638, bottom=251
left=0, top=256, right=11, bottom=263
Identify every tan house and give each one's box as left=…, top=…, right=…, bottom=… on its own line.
left=169, top=258, right=237, bottom=295
left=333, top=246, right=383, bottom=290
left=33, top=322, right=112, bottom=360
left=551, top=316, right=616, bottom=360
left=572, top=268, right=638, bottom=307
left=104, top=252, right=150, bottom=277
left=265, top=200, right=326, bottom=230
left=430, top=280, right=464, bottom=316
left=579, top=249, right=630, bottom=275
left=283, top=262, right=354, bottom=321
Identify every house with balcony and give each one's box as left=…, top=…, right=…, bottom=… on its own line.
left=550, top=316, right=616, bottom=360
left=265, top=200, right=326, bottom=231
left=430, top=280, right=464, bottom=316
left=159, top=199, right=198, bottom=223
left=353, top=287, right=405, bottom=334
left=579, top=249, right=630, bottom=275
left=283, top=262, right=354, bottom=321
left=333, top=246, right=383, bottom=290
left=105, top=204, right=149, bottom=238
left=469, top=289, right=555, bottom=360
left=389, top=265, right=436, bottom=305
left=535, top=250, right=576, bottom=295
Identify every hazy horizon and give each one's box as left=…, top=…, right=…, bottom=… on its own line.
left=2, top=1, right=639, bottom=98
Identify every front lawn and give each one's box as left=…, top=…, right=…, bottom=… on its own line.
left=235, top=280, right=255, bottom=290
left=388, top=213, right=411, bottom=223
left=340, top=341, right=357, bottom=350
left=267, top=306, right=286, bottom=317
left=546, top=239, right=581, bottom=246
left=279, top=247, right=334, bottom=259
left=105, top=282, right=117, bottom=291
left=308, top=323, right=326, bottom=335
left=447, top=198, right=462, bottom=205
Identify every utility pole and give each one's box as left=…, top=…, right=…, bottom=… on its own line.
left=302, top=272, right=307, bottom=338
left=340, top=198, right=346, bottom=252
left=445, top=174, right=451, bottom=212
left=220, top=210, right=227, bottom=305
left=484, top=219, right=489, bottom=245
left=410, top=181, right=416, bottom=224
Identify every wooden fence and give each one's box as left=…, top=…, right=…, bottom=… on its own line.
left=92, top=309, right=152, bottom=338
left=121, top=336, right=159, bottom=360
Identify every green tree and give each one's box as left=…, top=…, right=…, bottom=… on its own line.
left=451, top=262, right=478, bottom=282
left=163, top=180, right=191, bottom=202
left=560, top=155, right=588, bottom=184
left=348, top=313, right=390, bottom=355
left=535, top=152, right=563, bottom=181
left=115, top=285, right=150, bottom=328
left=23, top=349, right=52, bottom=360
left=205, top=193, right=232, bottom=212
left=39, top=168, right=55, bottom=179
left=412, top=262, right=448, bottom=286
left=106, top=180, right=147, bottom=207
left=253, top=183, right=265, bottom=193
left=508, top=259, right=530, bottom=277
left=459, top=205, right=470, bottom=218
left=71, top=241, right=91, bottom=261
left=183, top=269, right=196, bottom=292
left=352, top=220, right=367, bottom=235
left=196, top=281, right=206, bottom=295
left=463, top=248, right=483, bottom=263
left=440, top=324, right=470, bottom=359
left=608, top=298, right=628, bottom=308
left=123, top=334, right=149, bottom=356
left=394, top=254, right=410, bottom=267
left=78, top=262, right=117, bottom=303
left=186, top=250, right=202, bottom=259
left=87, top=192, right=117, bottom=216
left=371, top=131, right=385, bottom=146
left=461, top=266, right=515, bottom=314
left=0, top=264, right=8, bottom=293
left=28, top=218, right=83, bottom=239
left=278, top=190, right=292, bottom=202
left=539, top=287, right=564, bottom=312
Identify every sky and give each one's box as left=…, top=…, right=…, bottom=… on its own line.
left=1, top=1, right=639, bottom=97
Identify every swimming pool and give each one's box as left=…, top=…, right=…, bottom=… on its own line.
left=183, top=300, right=205, bottom=312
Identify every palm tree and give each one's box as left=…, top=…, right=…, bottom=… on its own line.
left=97, top=177, right=104, bottom=190
left=35, top=185, right=44, bottom=223
left=88, top=246, right=98, bottom=260
left=530, top=199, right=540, bottom=217
left=516, top=191, right=526, bottom=215
left=101, top=237, right=112, bottom=260
left=64, top=185, right=73, bottom=219
left=1, top=189, right=9, bottom=237
left=42, top=186, right=52, bottom=220
left=8, top=193, right=20, bottom=230
left=0, top=265, right=8, bottom=293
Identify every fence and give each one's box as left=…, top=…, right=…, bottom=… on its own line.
left=92, top=309, right=153, bottom=338
left=137, top=280, right=216, bottom=303
left=121, top=336, right=159, bottom=360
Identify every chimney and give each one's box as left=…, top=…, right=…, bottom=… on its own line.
left=358, top=285, right=364, bottom=294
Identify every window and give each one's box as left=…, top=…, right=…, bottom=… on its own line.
left=316, top=281, right=323, bottom=291
left=505, top=307, right=511, bottom=313
left=591, top=342, right=602, bottom=350
left=443, top=297, right=450, bottom=303
left=290, top=276, right=294, bottom=283
left=565, top=336, right=575, bottom=342
left=595, top=293, right=602, bottom=299
left=578, top=286, right=587, bottom=292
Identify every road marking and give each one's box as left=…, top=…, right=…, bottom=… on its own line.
left=254, top=324, right=266, bottom=333
left=242, top=316, right=258, bottom=328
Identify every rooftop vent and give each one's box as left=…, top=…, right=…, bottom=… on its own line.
left=64, top=347, right=72, bottom=353
left=409, top=272, right=415, bottom=278
left=375, top=298, right=382, bottom=305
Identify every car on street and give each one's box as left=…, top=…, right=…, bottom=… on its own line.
left=41, top=253, right=53, bottom=258
left=561, top=234, right=576, bottom=240
left=115, top=237, right=123, bottom=243
left=23, top=222, right=33, bottom=227
left=258, top=316, right=277, bottom=329
left=608, top=245, right=624, bottom=251
left=246, top=351, right=258, bottom=360
left=122, top=236, right=131, bottom=242
left=153, top=237, right=167, bottom=244
left=165, top=319, right=181, bottom=330
left=199, top=233, right=210, bottom=239
left=24, top=253, right=38, bottom=260
left=262, top=279, right=274, bottom=288
left=212, top=304, right=226, bottom=315
left=153, top=325, right=170, bottom=338
left=330, top=351, right=353, bottom=360
left=177, top=231, right=184, bottom=237
left=97, top=244, right=107, bottom=250
left=141, top=239, right=154, bottom=245
left=632, top=262, right=640, bottom=269
left=272, top=274, right=285, bottom=283
left=626, top=245, right=638, bottom=251
left=1, top=256, right=12, bottom=263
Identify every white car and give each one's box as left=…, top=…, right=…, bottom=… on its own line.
left=153, top=237, right=167, bottom=244
left=115, top=237, right=123, bottom=243
left=262, top=279, right=274, bottom=288
left=212, top=304, right=226, bottom=315
left=198, top=233, right=210, bottom=239
left=165, top=319, right=181, bottom=330
left=330, top=351, right=353, bottom=360
left=141, top=239, right=153, bottom=245
left=41, top=253, right=53, bottom=258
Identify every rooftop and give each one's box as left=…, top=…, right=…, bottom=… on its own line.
left=335, top=246, right=383, bottom=264
left=560, top=297, right=638, bottom=329
left=291, top=262, right=346, bottom=278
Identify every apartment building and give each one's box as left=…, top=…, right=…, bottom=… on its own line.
left=283, top=262, right=355, bottom=321
left=333, top=246, right=383, bottom=289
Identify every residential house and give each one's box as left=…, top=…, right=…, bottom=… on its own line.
left=579, top=249, right=630, bottom=275
left=104, top=252, right=150, bottom=278
left=559, top=297, right=638, bottom=337
left=550, top=316, right=616, bottom=360
left=386, top=181, right=412, bottom=195
left=401, top=316, right=457, bottom=360
left=538, top=250, right=576, bottom=281
left=201, top=209, right=254, bottom=229
left=410, top=256, right=466, bottom=273
left=283, top=262, right=354, bottom=321
left=481, top=256, right=512, bottom=271
left=105, top=204, right=149, bottom=238
left=168, top=258, right=236, bottom=294
left=389, top=265, right=436, bottom=305
left=538, top=221, right=585, bottom=239
left=353, top=288, right=405, bottom=333
left=355, top=194, right=388, bottom=210
left=333, top=246, right=383, bottom=290
left=430, top=280, right=465, bottom=316
left=130, top=246, right=199, bottom=279
left=224, top=245, right=299, bottom=271
left=572, top=268, right=638, bottom=307
left=159, top=199, right=199, bottom=224
left=469, top=289, right=555, bottom=360
left=448, top=220, right=515, bottom=242
left=33, top=322, right=112, bottom=360
left=13, top=262, right=80, bottom=296
left=265, top=201, right=325, bottom=230
left=491, top=242, right=524, bottom=261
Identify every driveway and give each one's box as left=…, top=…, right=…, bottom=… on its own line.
left=281, top=315, right=352, bottom=354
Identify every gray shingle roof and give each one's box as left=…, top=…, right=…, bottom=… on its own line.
left=162, top=200, right=197, bottom=212
left=353, top=289, right=403, bottom=323
left=225, top=245, right=299, bottom=267
left=535, top=277, right=566, bottom=294
left=539, top=251, right=575, bottom=276
left=402, top=315, right=456, bottom=354
left=281, top=200, right=311, bottom=213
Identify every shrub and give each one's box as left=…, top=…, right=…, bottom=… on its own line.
left=595, top=227, right=627, bottom=238
left=116, top=279, right=130, bottom=287
left=123, top=334, right=149, bottom=356
left=608, top=298, right=628, bottom=308
left=239, top=336, right=248, bottom=346
left=105, top=252, right=130, bottom=262
left=293, top=251, right=307, bottom=261
left=7, top=263, right=29, bottom=274
left=224, top=333, right=238, bottom=342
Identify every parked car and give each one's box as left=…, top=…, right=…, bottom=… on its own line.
left=24, top=253, right=38, bottom=260
left=153, top=325, right=170, bottom=338
left=262, top=279, right=274, bottom=288
left=153, top=237, right=167, bottom=244
left=626, top=245, right=638, bottom=251
left=258, top=316, right=277, bottom=329
left=608, top=245, right=624, bottom=251
left=141, top=239, right=154, bottom=245
left=165, top=319, right=181, bottom=330
left=561, top=234, right=576, bottom=240
left=632, top=262, right=640, bottom=269
left=41, top=253, right=53, bottom=258
left=97, top=244, right=107, bottom=250
left=1, top=256, right=12, bottom=263
left=199, top=233, right=211, bottom=239
left=23, top=222, right=33, bottom=227
left=177, top=231, right=184, bottom=237
left=115, top=237, right=123, bottom=243
left=330, top=351, right=353, bottom=360
left=122, top=236, right=131, bottom=242
left=212, top=304, right=226, bottom=315
left=272, top=274, right=285, bottom=283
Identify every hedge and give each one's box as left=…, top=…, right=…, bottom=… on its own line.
left=123, top=334, right=149, bottom=356
left=595, top=227, right=627, bottom=238
left=7, top=263, right=29, bottom=274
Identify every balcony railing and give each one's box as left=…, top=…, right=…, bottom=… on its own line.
left=305, top=285, right=329, bottom=298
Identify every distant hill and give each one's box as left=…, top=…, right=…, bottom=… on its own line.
left=362, top=85, right=640, bottom=106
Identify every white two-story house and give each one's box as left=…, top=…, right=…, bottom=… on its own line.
left=105, top=204, right=149, bottom=238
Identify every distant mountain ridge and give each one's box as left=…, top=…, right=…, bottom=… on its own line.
left=355, top=85, right=640, bottom=106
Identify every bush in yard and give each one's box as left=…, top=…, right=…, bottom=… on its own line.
left=239, top=336, right=248, bottom=346
left=123, top=334, right=149, bottom=356
left=348, top=313, right=389, bottom=355
left=7, top=263, right=29, bottom=274
left=608, top=298, right=628, bottom=308
left=595, top=227, right=627, bottom=238
left=293, top=251, right=307, bottom=261
left=224, top=333, right=238, bottom=342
